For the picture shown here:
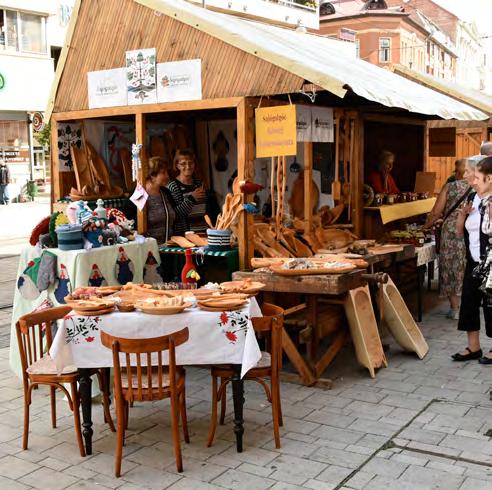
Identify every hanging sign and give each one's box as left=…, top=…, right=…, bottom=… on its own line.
left=32, top=112, right=45, bottom=132
left=156, top=59, right=202, bottom=103
left=311, top=107, right=334, bottom=143
left=88, top=68, right=127, bottom=109
left=126, top=48, right=157, bottom=105
left=296, top=105, right=312, bottom=142
left=255, top=105, right=297, bottom=158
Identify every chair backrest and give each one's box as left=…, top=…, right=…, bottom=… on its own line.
left=16, top=305, right=72, bottom=380
left=100, top=327, right=189, bottom=402
left=252, top=303, right=284, bottom=372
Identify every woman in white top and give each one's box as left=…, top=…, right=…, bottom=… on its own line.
left=453, top=156, right=492, bottom=362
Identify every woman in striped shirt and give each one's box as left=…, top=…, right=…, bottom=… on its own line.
left=167, top=149, right=207, bottom=235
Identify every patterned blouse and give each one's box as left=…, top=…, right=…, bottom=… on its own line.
left=146, top=188, right=176, bottom=245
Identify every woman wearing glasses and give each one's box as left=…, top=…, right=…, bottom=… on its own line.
left=167, top=149, right=208, bottom=235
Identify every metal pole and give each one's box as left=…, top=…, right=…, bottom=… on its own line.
left=27, top=114, right=35, bottom=182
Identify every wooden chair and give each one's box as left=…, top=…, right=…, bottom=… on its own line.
left=207, top=303, right=284, bottom=448
left=100, top=327, right=190, bottom=477
left=16, top=306, right=115, bottom=458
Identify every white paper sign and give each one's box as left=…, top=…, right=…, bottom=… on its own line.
left=87, top=68, right=127, bottom=109
left=311, top=107, right=334, bottom=143
left=157, top=59, right=202, bottom=103
left=126, top=48, right=157, bottom=105
left=296, top=105, right=312, bottom=142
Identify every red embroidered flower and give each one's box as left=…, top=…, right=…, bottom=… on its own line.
left=225, top=331, right=237, bottom=343
left=85, top=336, right=95, bottom=343
left=220, top=312, right=229, bottom=325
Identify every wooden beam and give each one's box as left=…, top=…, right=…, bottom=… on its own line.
left=237, top=97, right=255, bottom=270
left=136, top=113, right=147, bottom=235
left=352, top=113, right=364, bottom=237
left=52, top=97, right=244, bottom=122
left=50, top=121, right=61, bottom=204
left=281, top=327, right=317, bottom=386
left=362, top=112, right=427, bottom=127
left=303, top=142, right=313, bottom=235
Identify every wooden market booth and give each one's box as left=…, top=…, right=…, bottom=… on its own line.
left=46, top=0, right=488, bottom=384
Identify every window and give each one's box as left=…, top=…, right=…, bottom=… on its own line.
left=0, top=9, right=46, bottom=54
left=355, top=39, right=360, bottom=58
left=379, top=37, right=391, bottom=63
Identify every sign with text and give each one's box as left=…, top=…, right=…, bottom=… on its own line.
left=156, top=59, right=202, bottom=103
left=88, top=68, right=127, bottom=109
left=255, top=105, right=297, bottom=158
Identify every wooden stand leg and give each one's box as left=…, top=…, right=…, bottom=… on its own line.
left=307, top=296, right=319, bottom=365
left=78, top=368, right=93, bottom=455
left=281, top=327, right=316, bottom=386
left=231, top=365, right=244, bottom=453
left=417, top=265, right=425, bottom=322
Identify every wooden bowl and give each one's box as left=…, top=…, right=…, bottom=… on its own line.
left=117, top=302, right=135, bottom=312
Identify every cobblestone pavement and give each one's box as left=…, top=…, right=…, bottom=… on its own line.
left=1, top=289, right=492, bottom=489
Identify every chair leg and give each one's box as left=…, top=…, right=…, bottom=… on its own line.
left=276, top=382, right=283, bottom=427
left=170, top=391, right=183, bottom=473
left=115, top=399, right=125, bottom=477
left=271, top=380, right=281, bottom=449
left=97, top=370, right=115, bottom=432
left=207, top=375, right=218, bottom=447
left=22, top=386, right=32, bottom=450
left=50, top=386, right=57, bottom=428
left=219, top=377, right=227, bottom=425
left=124, top=399, right=129, bottom=430
left=70, top=382, right=86, bottom=457
left=179, top=387, right=190, bottom=444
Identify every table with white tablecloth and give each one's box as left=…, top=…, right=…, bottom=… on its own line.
left=50, top=298, right=262, bottom=454
left=9, top=239, right=161, bottom=378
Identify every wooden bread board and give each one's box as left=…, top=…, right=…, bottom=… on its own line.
left=368, top=245, right=404, bottom=255
left=344, top=286, right=387, bottom=378
left=381, top=278, right=429, bottom=359
left=270, top=265, right=356, bottom=276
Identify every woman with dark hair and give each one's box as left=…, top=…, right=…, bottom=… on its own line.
left=453, top=156, right=492, bottom=362
left=167, top=149, right=207, bottom=235
left=145, top=157, right=176, bottom=245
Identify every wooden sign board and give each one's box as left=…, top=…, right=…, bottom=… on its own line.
left=255, top=105, right=297, bottom=158
left=414, top=171, right=436, bottom=194
left=429, top=127, right=456, bottom=157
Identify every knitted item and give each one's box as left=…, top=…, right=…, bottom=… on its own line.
left=37, top=251, right=57, bottom=291
left=30, top=216, right=51, bottom=246
left=17, top=259, right=42, bottom=300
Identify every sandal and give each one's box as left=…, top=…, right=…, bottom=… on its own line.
left=478, top=355, right=492, bottom=365
left=451, top=347, right=483, bottom=362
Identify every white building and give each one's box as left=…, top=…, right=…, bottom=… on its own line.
left=0, top=0, right=73, bottom=198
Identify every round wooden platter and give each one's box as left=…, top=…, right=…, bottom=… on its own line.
left=197, top=303, right=247, bottom=312
left=269, top=264, right=356, bottom=276
left=73, top=306, right=115, bottom=316
left=136, top=302, right=193, bottom=315
left=66, top=299, right=117, bottom=311
left=220, top=281, right=266, bottom=295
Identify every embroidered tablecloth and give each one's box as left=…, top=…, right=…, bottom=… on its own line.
left=9, top=239, right=160, bottom=377
left=50, top=298, right=262, bottom=378
left=415, top=243, right=436, bottom=267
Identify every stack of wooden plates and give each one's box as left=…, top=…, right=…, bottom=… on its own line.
left=197, top=294, right=248, bottom=312
left=135, top=298, right=192, bottom=315
left=70, top=299, right=116, bottom=316
left=220, top=280, right=265, bottom=295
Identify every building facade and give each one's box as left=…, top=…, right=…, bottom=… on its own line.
left=318, top=0, right=457, bottom=81
left=0, top=0, right=72, bottom=198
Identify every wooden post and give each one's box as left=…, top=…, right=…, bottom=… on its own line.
left=237, top=98, right=255, bottom=270
left=50, top=121, right=60, bottom=211
left=352, top=112, right=364, bottom=237
left=136, top=113, right=147, bottom=235
left=303, top=142, right=313, bottom=235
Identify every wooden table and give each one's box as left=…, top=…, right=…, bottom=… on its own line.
left=233, top=269, right=366, bottom=386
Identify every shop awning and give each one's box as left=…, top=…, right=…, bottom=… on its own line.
left=393, top=65, right=492, bottom=116
left=136, top=0, right=488, bottom=121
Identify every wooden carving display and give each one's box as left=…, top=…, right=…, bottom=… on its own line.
left=288, top=172, right=319, bottom=220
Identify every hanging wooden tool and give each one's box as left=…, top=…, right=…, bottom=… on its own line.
left=271, top=156, right=276, bottom=224
left=345, top=118, right=355, bottom=219
left=332, top=115, right=341, bottom=201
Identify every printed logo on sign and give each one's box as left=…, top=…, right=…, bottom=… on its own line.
left=0, top=73, right=5, bottom=90
left=159, top=73, right=192, bottom=89
left=96, top=77, right=120, bottom=96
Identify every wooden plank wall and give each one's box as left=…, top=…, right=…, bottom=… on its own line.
left=54, top=0, right=304, bottom=113
left=427, top=127, right=487, bottom=193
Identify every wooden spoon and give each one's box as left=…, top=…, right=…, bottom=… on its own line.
left=205, top=214, right=214, bottom=229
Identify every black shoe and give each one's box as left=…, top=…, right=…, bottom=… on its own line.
left=478, top=356, right=492, bottom=365
left=452, top=348, right=483, bottom=361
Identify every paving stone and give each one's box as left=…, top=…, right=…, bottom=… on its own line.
left=268, top=454, right=327, bottom=485
left=426, top=460, right=466, bottom=475
left=262, top=437, right=316, bottom=458
left=309, top=446, right=367, bottom=469
left=315, top=426, right=364, bottom=445
left=167, top=478, right=223, bottom=489
left=344, top=470, right=376, bottom=489
left=440, top=434, right=492, bottom=455
left=362, top=456, right=408, bottom=478
left=121, top=464, right=181, bottom=489
left=0, top=454, right=40, bottom=480
left=459, top=476, right=492, bottom=489
left=236, top=462, right=274, bottom=478
left=399, top=426, right=446, bottom=445
left=166, top=457, right=228, bottom=483
left=304, top=410, right=356, bottom=428
left=39, top=456, right=72, bottom=472
left=19, top=466, right=78, bottom=490
left=0, top=475, right=32, bottom=490
left=364, top=475, right=429, bottom=489
left=313, top=464, right=353, bottom=485
left=399, top=464, right=465, bottom=489
left=347, top=419, right=400, bottom=437
left=212, top=468, right=274, bottom=489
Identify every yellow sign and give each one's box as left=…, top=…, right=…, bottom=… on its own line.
left=255, top=105, right=297, bottom=158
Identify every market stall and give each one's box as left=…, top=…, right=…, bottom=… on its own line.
left=40, top=0, right=487, bottom=386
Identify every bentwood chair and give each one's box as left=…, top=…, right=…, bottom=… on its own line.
left=100, top=327, right=190, bottom=476
left=207, top=303, right=284, bottom=448
left=16, top=306, right=115, bottom=457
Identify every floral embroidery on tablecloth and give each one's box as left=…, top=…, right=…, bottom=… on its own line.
left=65, top=315, right=101, bottom=344
left=218, top=311, right=249, bottom=344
